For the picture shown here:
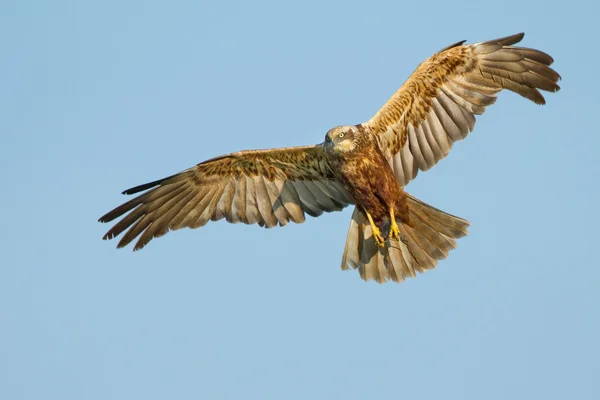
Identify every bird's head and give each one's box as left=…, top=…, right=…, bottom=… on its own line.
left=324, top=125, right=359, bottom=153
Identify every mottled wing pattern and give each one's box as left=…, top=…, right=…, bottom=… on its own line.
left=99, top=145, right=353, bottom=250
left=366, top=33, right=561, bottom=187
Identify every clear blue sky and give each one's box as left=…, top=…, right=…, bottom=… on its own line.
left=2, top=1, right=598, bottom=399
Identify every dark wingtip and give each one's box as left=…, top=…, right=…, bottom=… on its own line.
left=122, top=178, right=164, bottom=195
left=98, top=214, right=115, bottom=224
left=496, top=32, right=525, bottom=46
left=117, top=235, right=133, bottom=250
left=121, top=172, right=182, bottom=195
left=438, top=39, right=467, bottom=53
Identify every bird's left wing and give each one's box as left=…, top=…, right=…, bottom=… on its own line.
left=99, top=145, right=353, bottom=250
left=365, top=33, right=560, bottom=187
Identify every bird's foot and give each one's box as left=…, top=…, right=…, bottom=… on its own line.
left=372, top=226, right=386, bottom=247
left=389, top=219, right=400, bottom=241
left=388, top=207, right=401, bottom=241
left=365, top=210, right=386, bottom=247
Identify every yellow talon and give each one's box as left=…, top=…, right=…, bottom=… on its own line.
left=389, top=208, right=400, bottom=241
left=366, top=211, right=386, bottom=247
left=372, top=226, right=386, bottom=247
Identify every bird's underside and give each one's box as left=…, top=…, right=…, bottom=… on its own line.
left=99, top=32, right=560, bottom=283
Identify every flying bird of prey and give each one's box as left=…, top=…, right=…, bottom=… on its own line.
left=99, top=33, right=560, bottom=283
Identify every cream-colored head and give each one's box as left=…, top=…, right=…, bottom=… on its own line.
left=324, top=125, right=359, bottom=153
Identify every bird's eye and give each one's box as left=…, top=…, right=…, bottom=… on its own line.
left=339, top=132, right=345, bottom=138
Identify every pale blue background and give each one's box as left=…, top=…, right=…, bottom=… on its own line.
left=2, top=0, right=598, bottom=399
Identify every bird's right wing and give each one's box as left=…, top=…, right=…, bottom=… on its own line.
left=99, top=145, right=353, bottom=250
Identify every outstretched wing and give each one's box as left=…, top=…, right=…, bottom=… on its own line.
left=99, top=145, right=353, bottom=250
left=365, top=33, right=561, bottom=187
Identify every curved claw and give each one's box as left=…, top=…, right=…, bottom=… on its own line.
left=373, top=228, right=386, bottom=247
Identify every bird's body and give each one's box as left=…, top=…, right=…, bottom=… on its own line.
left=99, top=33, right=560, bottom=283
left=324, top=124, right=410, bottom=239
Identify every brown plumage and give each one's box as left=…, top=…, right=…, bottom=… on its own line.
left=99, top=33, right=560, bottom=283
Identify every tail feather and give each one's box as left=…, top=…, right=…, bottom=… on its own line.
left=341, top=193, right=469, bottom=283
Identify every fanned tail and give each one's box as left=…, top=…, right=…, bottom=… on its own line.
left=341, top=193, right=469, bottom=283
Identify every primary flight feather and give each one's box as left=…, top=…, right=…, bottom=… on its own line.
left=99, top=33, right=560, bottom=283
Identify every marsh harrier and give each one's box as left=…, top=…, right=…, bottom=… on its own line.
left=99, top=33, right=560, bottom=283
